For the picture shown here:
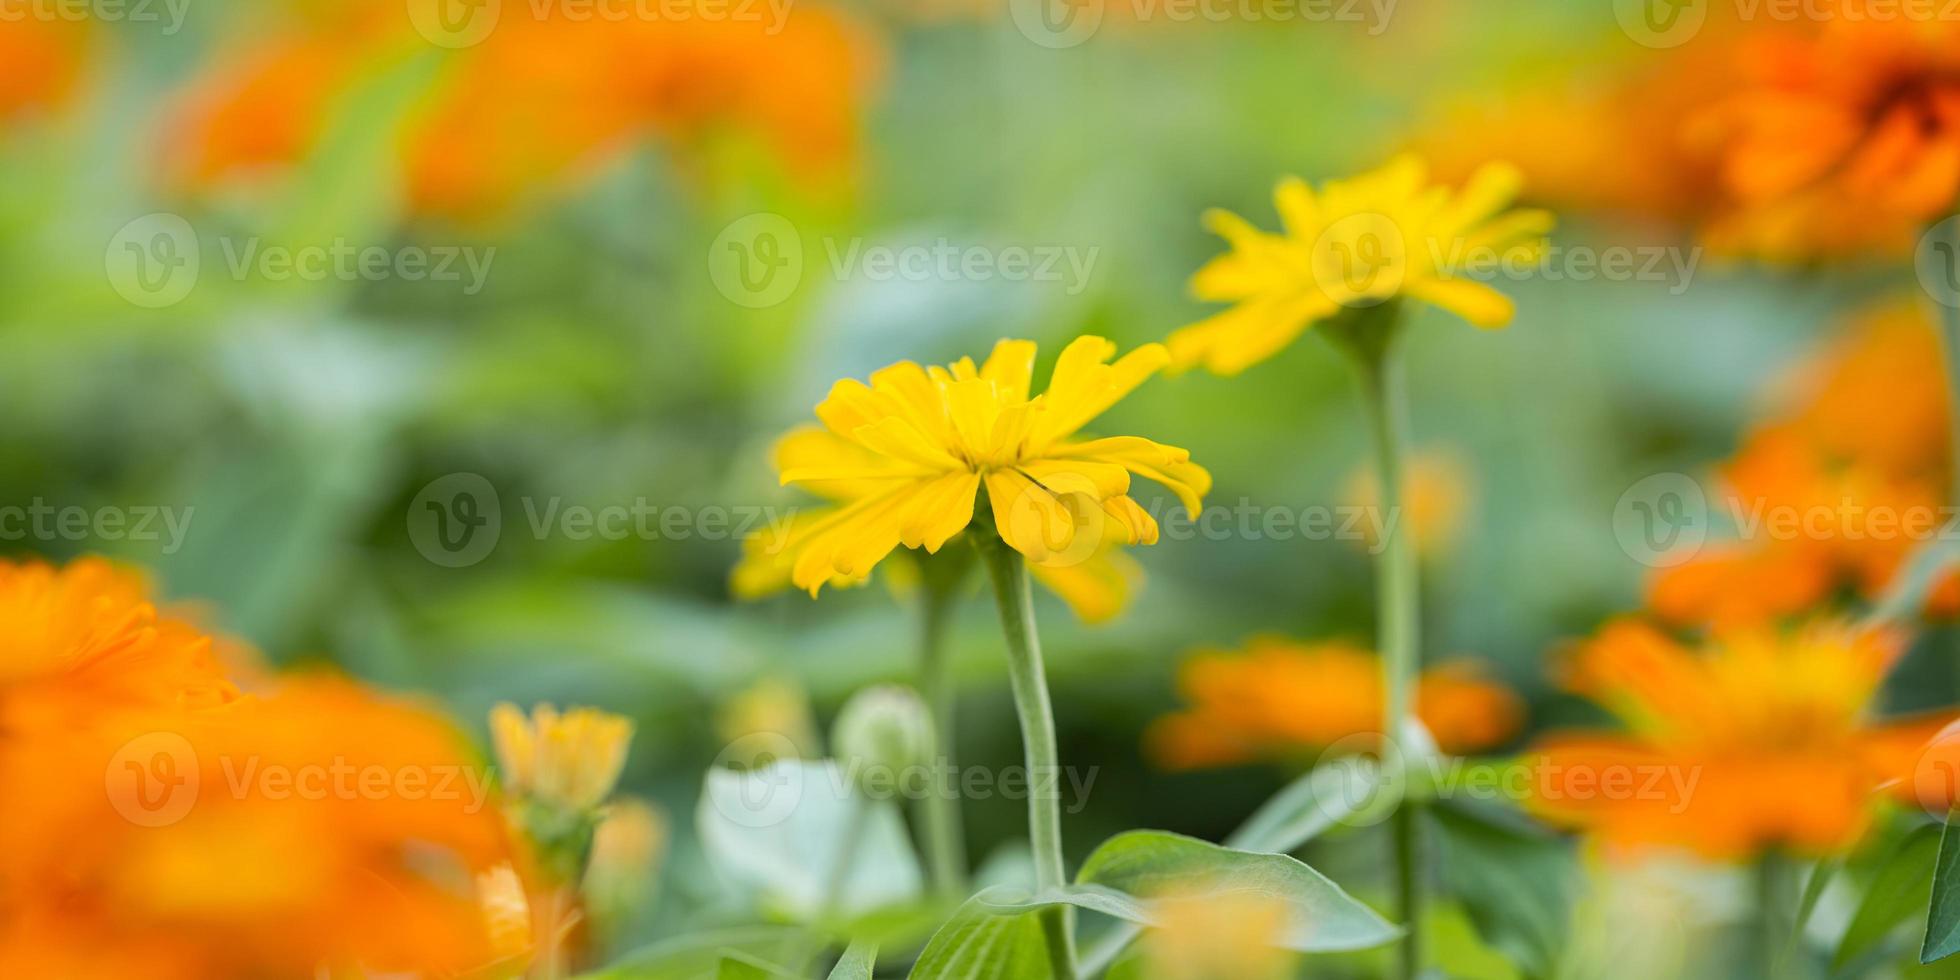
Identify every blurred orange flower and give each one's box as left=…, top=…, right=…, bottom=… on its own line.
left=0, top=557, right=240, bottom=728
left=1648, top=302, right=1958, bottom=626
left=1146, top=636, right=1523, bottom=770
left=1, top=677, right=526, bottom=979
left=169, top=2, right=879, bottom=218
left=1417, top=37, right=1740, bottom=225
left=0, top=557, right=530, bottom=977
left=1530, top=618, right=1950, bottom=859
left=1341, top=449, right=1471, bottom=558
left=0, top=17, right=90, bottom=124
left=1696, top=19, right=1960, bottom=259
left=1788, top=300, right=1952, bottom=475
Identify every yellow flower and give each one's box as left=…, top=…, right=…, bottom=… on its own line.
left=1170, top=155, right=1554, bottom=375
left=767, top=336, right=1209, bottom=595
left=734, top=496, right=1143, bottom=624
left=490, top=703, right=634, bottom=812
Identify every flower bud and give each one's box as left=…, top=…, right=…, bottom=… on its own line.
left=831, top=684, right=933, bottom=780
left=490, top=702, right=634, bottom=812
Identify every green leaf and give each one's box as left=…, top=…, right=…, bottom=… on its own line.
left=1848, top=818, right=1943, bottom=966
left=1836, top=822, right=1938, bottom=968
left=1794, top=856, right=1840, bottom=941
left=1073, top=827, right=1402, bottom=976
left=698, top=760, right=924, bottom=923
left=827, top=941, right=878, bottom=980
left=1225, top=755, right=1388, bottom=854
left=583, top=925, right=806, bottom=980
left=1932, top=815, right=1960, bottom=963
left=1430, top=800, right=1576, bottom=978
left=716, top=953, right=803, bottom=980
left=1077, top=830, right=1400, bottom=952
left=909, top=888, right=1062, bottom=980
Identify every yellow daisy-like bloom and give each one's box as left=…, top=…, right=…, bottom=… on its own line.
left=1170, top=155, right=1555, bottom=375
left=733, top=428, right=1146, bottom=623
left=490, top=703, right=634, bottom=812
left=766, top=336, right=1210, bottom=595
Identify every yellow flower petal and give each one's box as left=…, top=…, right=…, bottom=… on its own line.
left=1404, top=276, right=1516, bottom=329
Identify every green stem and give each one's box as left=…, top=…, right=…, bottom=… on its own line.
left=1330, top=304, right=1424, bottom=979
left=978, top=540, right=1076, bottom=980
left=1392, top=806, right=1424, bottom=980
left=1351, top=337, right=1421, bottom=750
left=1758, top=852, right=1798, bottom=978
left=917, top=576, right=969, bottom=898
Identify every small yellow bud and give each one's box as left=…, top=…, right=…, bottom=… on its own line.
left=490, top=702, right=634, bottom=811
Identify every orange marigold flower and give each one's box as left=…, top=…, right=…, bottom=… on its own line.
left=1146, top=636, right=1523, bottom=770
left=1698, top=19, right=1960, bottom=259
left=0, top=16, right=90, bottom=124
left=1649, top=301, right=1960, bottom=624
left=0, top=676, right=526, bottom=978
left=169, top=3, right=879, bottom=218
left=1788, top=300, right=1951, bottom=477
left=1529, top=618, right=1952, bottom=859
left=1416, top=33, right=1741, bottom=226
left=0, top=556, right=240, bottom=728
left=1647, top=540, right=1836, bottom=628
